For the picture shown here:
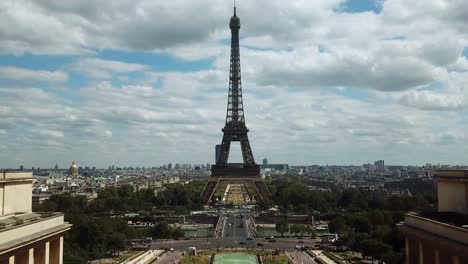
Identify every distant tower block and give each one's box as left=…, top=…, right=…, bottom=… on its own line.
left=215, top=144, right=221, bottom=162
left=201, top=5, right=271, bottom=205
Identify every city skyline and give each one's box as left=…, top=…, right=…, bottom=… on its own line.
left=1, top=0, right=468, bottom=168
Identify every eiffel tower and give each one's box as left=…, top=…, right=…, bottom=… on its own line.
left=201, top=5, right=271, bottom=205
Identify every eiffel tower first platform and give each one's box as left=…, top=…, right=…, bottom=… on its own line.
left=200, top=6, right=271, bottom=205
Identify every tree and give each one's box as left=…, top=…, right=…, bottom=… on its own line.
left=360, top=239, right=392, bottom=262
left=172, top=227, right=185, bottom=240
left=305, top=226, right=316, bottom=238
left=275, top=220, right=289, bottom=237
left=290, top=224, right=306, bottom=236
left=152, top=222, right=174, bottom=239
left=107, top=233, right=125, bottom=256
left=329, top=216, right=347, bottom=234
left=290, top=224, right=301, bottom=236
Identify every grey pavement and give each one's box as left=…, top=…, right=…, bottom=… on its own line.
left=153, top=251, right=183, bottom=264
left=286, top=251, right=317, bottom=264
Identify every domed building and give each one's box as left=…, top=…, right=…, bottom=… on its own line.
left=68, top=161, right=78, bottom=176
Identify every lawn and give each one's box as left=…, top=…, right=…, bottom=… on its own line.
left=180, top=255, right=211, bottom=264
left=262, top=254, right=289, bottom=264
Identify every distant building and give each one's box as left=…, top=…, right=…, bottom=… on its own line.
left=168, top=163, right=173, bottom=170
left=19, top=166, right=23, bottom=171
left=262, top=158, right=268, bottom=166
left=261, top=164, right=289, bottom=171
left=215, top=144, right=221, bottom=162
left=0, top=171, right=71, bottom=263
left=384, top=178, right=436, bottom=195
left=374, top=160, right=385, bottom=171
left=54, top=163, right=59, bottom=170
left=399, top=170, right=468, bottom=263
left=68, top=161, right=78, bottom=176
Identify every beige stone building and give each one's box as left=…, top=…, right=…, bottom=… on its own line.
left=0, top=171, right=71, bottom=264
left=399, top=170, right=468, bottom=264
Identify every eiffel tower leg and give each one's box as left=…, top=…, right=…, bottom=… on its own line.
left=217, top=134, right=231, bottom=165
left=240, top=134, right=255, bottom=165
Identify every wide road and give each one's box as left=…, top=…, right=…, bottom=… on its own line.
left=223, top=214, right=248, bottom=238
left=151, top=237, right=319, bottom=251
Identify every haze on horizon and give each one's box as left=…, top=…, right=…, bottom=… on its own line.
left=0, top=0, right=467, bottom=168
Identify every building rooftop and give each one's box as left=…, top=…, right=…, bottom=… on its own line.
left=0, top=212, right=62, bottom=232
left=415, top=211, right=468, bottom=230
left=435, top=169, right=468, bottom=178
left=0, top=211, right=71, bottom=253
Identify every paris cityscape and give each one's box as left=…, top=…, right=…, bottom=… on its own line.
left=1, top=1, right=468, bottom=264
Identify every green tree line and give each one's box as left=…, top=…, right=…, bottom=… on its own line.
left=268, top=178, right=435, bottom=264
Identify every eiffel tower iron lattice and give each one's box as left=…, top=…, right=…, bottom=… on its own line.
left=211, top=5, right=259, bottom=177
left=201, top=6, right=271, bottom=205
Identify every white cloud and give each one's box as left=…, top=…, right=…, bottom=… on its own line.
left=70, top=58, right=150, bottom=79
left=1, top=0, right=468, bottom=167
left=395, top=90, right=466, bottom=111
left=35, top=129, right=65, bottom=139
left=0, top=66, right=68, bottom=82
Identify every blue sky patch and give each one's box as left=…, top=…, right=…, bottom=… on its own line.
left=340, top=0, right=382, bottom=13
left=330, top=86, right=371, bottom=101
left=0, top=54, right=74, bottom=71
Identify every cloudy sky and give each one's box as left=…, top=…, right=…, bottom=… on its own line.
left=0, top=0, right=467, bottom=168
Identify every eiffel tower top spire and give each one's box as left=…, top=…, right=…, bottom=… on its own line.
left=230, top=2, right=240, bottom=30
left=234, top=0, right=237, bottom=16
left=226, top=2, right=243, bottom=129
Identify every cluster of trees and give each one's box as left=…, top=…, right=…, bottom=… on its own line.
left=274, top=220, right=316, bottom=237
left=33, top=183, right=203, bottom=263
left=34, top=194, right=135, bottom=263
left=153, top=182, right=204, bottom=212
left=328, top=211, right=405, bottom=263
left=152, top=222, right=185, bottom=239
left=269, top=178, right=433, bottom=213
left=268, top=178, right=435, bottom=264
